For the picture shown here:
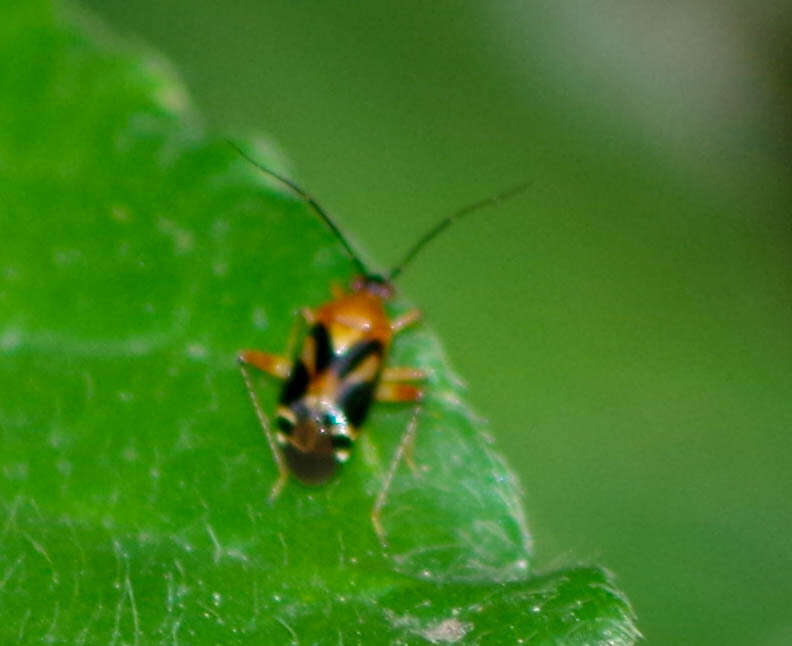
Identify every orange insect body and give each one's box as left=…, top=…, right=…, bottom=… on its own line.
left=315, top=284, right=393, bottom=355
left=239, top=275, right=423, bottom=495
left=231, top=141, right=527, bottom=538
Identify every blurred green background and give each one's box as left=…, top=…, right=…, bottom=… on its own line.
left=74, top=1, right=792, bottom=643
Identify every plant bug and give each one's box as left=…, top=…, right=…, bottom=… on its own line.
left=232, top=142, right=527, bottom=542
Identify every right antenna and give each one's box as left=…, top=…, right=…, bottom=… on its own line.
left=388, top=181, right=531, bottom=281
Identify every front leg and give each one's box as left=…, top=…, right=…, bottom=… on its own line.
left=237, top=350, right=291, bottom=379
left=239, top=306, right=314, bottom=378
left=390, top=309, right=421, bottom=334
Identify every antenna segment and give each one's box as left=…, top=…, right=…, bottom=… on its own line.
left=228, top=140, right=369, bottom=276
left=387, top=181, right=531, bottom=281
left=230, top=140, right=530, bottom=284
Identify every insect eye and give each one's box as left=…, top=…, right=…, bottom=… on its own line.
left=276, top=416, right=295, bottom=434
left=321, top=412, right=340, bottom=428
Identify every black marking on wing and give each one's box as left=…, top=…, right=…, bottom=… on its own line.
left=311, top=324, right=332, bottom=374
left=331, top=434, right=353, bottom=449
left=338, top=380, right=377, bottom=427
left=276, top=415, right=294, bottom=435
left=280, top=360, right=308, bottom=404
left=334, top=340, right=383, bottom=378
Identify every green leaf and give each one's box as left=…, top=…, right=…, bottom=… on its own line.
left=0, top=1, right=639, bottom=643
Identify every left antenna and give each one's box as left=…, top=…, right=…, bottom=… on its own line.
left=228, top=140, right=368, bottom=276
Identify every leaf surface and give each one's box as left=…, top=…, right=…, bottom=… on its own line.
left=0, top=2, right=639, bottom=643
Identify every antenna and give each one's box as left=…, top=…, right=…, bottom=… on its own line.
left=387, top=181, right=531, bottom=281
left=228, top=140, right=369, bottom=276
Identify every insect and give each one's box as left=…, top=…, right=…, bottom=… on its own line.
left=232, top=143, right=527, bottom=541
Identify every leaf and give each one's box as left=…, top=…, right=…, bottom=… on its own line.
left=0, top=1, right=640, bottom=643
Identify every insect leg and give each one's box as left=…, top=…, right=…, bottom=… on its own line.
left=371, top=406, right=422, bottom=546
left=375, top=382, right=424, bottom=402
left=381, top=366, right=427, bottom=382
left=390, top=309, right=421, bottom=334
left=237, top=350, right=291, bottom=379
left=238, top=362, right=290, bottom=501
left=238, top=306, right=312, bottom=378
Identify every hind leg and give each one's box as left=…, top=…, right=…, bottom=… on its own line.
left=237, top=361, right=290, bottom=501
left=371, top=407, right=422, bottom=546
